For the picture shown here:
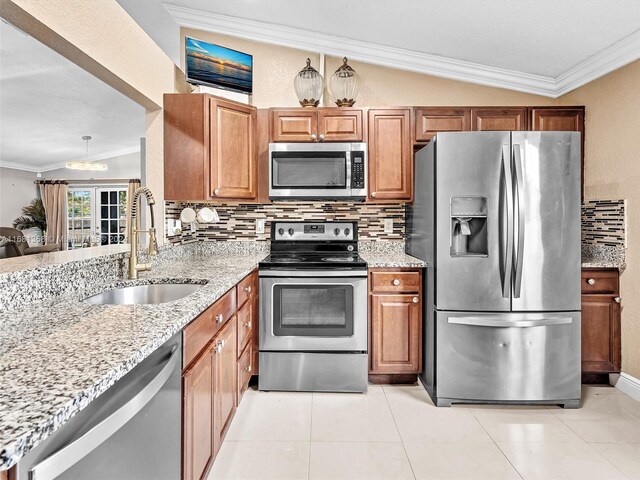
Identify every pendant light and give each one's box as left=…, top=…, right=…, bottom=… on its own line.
left=66, top=136, right=108, bottom=171
left=294, top=58, right=323, bottom=107
left=329, top=57, right=359, bottom=107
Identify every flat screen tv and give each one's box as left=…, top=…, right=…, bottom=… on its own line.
left=185, top=36, right=253, bottom=94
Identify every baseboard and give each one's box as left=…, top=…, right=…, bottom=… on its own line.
left=611, top=372, right=640, bottom=401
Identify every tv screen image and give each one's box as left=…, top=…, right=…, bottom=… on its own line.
left=185, top=37, right=253, bottom=94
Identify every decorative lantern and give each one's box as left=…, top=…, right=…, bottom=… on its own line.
left=329, top=57, right=359, bottom=107
left=294, top=58, right=323, bottom=107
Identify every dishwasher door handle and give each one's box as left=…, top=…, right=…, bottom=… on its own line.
left=29, top=345, right=180, bottom=480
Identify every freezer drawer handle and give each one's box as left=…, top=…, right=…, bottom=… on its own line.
left=29, top=345, right=180, bottom=480
left=448, top=316, right=572, bottom=328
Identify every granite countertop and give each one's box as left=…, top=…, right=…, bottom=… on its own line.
left=0, top=248, right=266, bottom=471
left=581, top=244, right=626, bottom=271
left=360, top=251, right=427, bottom=268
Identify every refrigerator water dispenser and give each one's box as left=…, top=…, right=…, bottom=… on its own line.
left=450, top=196, right=488, bottom=256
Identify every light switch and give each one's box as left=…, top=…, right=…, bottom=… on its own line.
left=256, top=219, right=266, bottom=234
left=384, top=218, right=393, bottom=233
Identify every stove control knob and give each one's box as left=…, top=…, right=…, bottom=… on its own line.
left=334, top=228, right=340, bottom=236
left=288, top=228, right=295, bottom=236
left=278, top=228, right=284, bottom=236
left=344, top=228, right=351, bottom=236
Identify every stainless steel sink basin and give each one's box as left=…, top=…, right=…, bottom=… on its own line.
left=84, top=283, right=203, bottom=305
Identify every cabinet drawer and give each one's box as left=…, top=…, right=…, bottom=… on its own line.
left=237, top=271, right=257, bottom=308
left=237, top=342, right=253, bottom=404
left=236, top=299, right=254, bottom=358
left=183, top=287, right=237, bottom=369
left=371, top=271, right=421, bottom=293
left=581, top=270, right=618, bottom=294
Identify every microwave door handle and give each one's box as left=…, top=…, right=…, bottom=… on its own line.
left=345, top=151, right=352, bottom=190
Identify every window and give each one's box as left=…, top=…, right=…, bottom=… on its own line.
left=67, top=186, right=127, bottom=249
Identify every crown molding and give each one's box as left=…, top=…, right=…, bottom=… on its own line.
left=165, top=4, right=557, bottom=97
left=0, top=146, right=140, bottom=173
left=165, top=4, right=640, bottom=99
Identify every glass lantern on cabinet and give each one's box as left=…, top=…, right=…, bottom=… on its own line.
left=329, top=57, right=359, bottom=107
left=294, top=58, right=323, bottom=107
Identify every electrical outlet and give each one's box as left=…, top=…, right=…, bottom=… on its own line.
left=190, top=222, right=196, bottom=233
left=384, top=218, right=393, bottom=234
left=256, top=219, right=266, bottom=234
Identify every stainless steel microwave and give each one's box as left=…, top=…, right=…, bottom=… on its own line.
left=269, top=142, right=367, bottom=200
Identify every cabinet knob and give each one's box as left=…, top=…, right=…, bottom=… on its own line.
left=587, top=278, right=596, bottom=285
left=615, top=297, right=621, bottom=303
left=244, top=321, right=252, bottom=329
left=215, top=314, right=224, bottom=323
left=319, top=134, right=325, bottom=141
left=244, top=365, right=252, bottom=372
left=413, top=296, right=419, bottom=303
left=213, top=188, right=220, bottom=196
left=371, top=192, right=377, bottom=198
left=310, top=133, right=317, bottom=141
left=244, top=286, right=251, bottom=293
left=393, top=279, right=400, bottom=286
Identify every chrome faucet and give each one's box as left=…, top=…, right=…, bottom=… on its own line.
left=129, top=186, right=158, bottom=279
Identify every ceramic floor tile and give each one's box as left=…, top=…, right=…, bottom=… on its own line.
left=383, top=385, right=492, bottom=443
left=311, top=386, right=401, bottom=442
left=309, top=442, right=415, bottom=480
left=592, top=443, right=640, bottom=480
left=550, top=386, right=639, bottom=421
left=208, top=441, right=309, bottom=480
left=472, top=408, right=585, bottom=443
left=558, top=410, right=640, bottom=443
left=498, top=441, right=627, bottom=479
left=403, top=441, right=521, bottom=480
left=225, top=390, right=312, bottom=441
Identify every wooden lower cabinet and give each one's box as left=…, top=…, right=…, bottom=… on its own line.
left=213, top=319, right=237, bottom=454
left=369, top=268, right=423, bottom=378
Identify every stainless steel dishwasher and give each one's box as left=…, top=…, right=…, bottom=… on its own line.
left=15, top=333, right=181, bottom=480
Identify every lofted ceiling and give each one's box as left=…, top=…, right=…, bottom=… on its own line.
left=0, top=20, right=145, bottom=172
left=124, top=0, right=640, bottom=97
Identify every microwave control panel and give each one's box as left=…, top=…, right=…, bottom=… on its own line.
left=351, top=152, right=366, bottom=189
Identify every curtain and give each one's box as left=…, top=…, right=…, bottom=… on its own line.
left=126, top=179, right=141, bottom=246
left=38, top=180, right=68, bottom=251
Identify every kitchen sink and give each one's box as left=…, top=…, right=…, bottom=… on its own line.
left=84, top=283, right=203, bottom=305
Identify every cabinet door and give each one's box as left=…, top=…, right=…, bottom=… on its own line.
left=271, top=109, right=317, bottom=142
left=237, top=342, right=253, bottom=405
left=368, top=109, right=412, bottom=201
left=317, top=109, right=363, bottom=141
left=209, top=98, right=256, bottom=199
left=213, top=318, right=237, bottom=455
left=183, top=345, right=214, bottom=480
left=471, top=107, right=527, bottom=131
left=581, top=294, right=621, bottom=373
left=414, top=107, right=471, bottom=142
left=370, top=294, right=421, bottom=373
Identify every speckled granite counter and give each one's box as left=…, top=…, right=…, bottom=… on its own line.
left=581, top=244, right=626, bottom=271
left=359, top=240, right=427, bottom=268
left=0, top=243, right=268, bottom=471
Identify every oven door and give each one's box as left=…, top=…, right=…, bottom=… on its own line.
left=260, top=272, right=368, bottom=351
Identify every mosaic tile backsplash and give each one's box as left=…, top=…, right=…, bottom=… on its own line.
left=581, top=199, right=626, bottom=247
left=165, top=202, right=406, bottom=242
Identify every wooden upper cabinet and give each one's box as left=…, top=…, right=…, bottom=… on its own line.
left=317, top=109, right=363, bottom=141
left=183, top=344, right=214, bottom=480
left=368, top=108, right=412, bottom=201
left=530, top=107, right=584, bottom=133
left=271, top=108, right=363, bottom=142
left=471, top=107, right=527, bottom=131
left=414, top=107, right=471, bottom=142
left=164, top=94, right=257, bottom=202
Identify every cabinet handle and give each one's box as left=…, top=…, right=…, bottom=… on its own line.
left=392, top=279, right=400, bottom=286
left=214, top=342, right=222, bottom=353
left=213, top=188, right=220, bottom=196
left=215, top=314, right=224, bottom=323
left=310, top=133, right=317, bottom=141
left=319, top=134, right=325, bottom=141
left=244, top=286, right=251, bottom=293
left=615, top=297, right=621, bottom=303
left=244, top=321, right=252, bottom=329
left=244, top=365, right=252, bottom=372
left=412, top=297, right=419, bottom=303
left=587, top=278, right=596, bottom=285
left=371, top=192, right=377, bottom=198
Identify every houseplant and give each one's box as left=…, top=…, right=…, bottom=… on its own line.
left=13, top=198, right=47, bottom=246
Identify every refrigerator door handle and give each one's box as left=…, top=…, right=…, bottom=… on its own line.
left=501, top=144, right=514, bottom=298
left=513, top=143, right=525, bottom=298
left=448, top=316, right=572, bottom=328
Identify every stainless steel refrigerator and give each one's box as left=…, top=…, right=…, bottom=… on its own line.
left=406, top=131, right=581, bottom=408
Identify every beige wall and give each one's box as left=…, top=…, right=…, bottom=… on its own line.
left=182, top=28, right=556, bottom=108
left=0, top=167, right=39, bottom=228
left=558, top=59, right=640, bottom=379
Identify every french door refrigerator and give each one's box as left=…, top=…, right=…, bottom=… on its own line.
left=406, top=131, right=581, bottom=408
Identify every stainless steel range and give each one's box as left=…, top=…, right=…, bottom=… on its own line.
left=259, top=221, right=368, bottom=393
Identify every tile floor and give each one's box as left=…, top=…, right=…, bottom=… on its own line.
left=208, top=384, right=640, bottom=480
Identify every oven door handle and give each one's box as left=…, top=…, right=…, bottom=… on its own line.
left=28, top=346, right=179, bottom=480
